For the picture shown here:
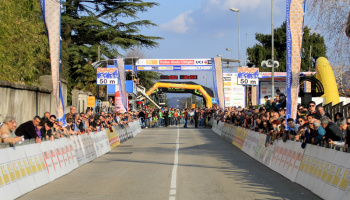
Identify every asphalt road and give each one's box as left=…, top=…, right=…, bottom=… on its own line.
left=18, top=125, right=321, bottom=200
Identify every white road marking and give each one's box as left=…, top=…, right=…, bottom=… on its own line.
left=169, top=126, right=180, bottom=200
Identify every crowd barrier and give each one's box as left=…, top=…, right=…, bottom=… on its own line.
left=0, top=121, right=142, bottom=200
left=211, top=120, right=350, bottom=200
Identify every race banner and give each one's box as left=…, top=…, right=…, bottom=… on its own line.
left=114, top=59, right=128, bottom=112
left=212, top=57, right=224, bottom=110
left=286, top=0, right=305, bottom=126
left=39, top=0, right=67, bottom=126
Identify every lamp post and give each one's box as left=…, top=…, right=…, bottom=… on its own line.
left=230, top=7, right=240, bottom=67
left=225, top=48, right=233, bottom=60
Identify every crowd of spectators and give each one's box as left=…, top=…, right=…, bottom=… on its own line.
left=0, top=106, right=140, bottom=145
left=214, top=89, right=350, bottom=152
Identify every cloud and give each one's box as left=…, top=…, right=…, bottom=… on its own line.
left=201, top=0, right=266, bottom=13
left=160, top=11, right=194, bottom=34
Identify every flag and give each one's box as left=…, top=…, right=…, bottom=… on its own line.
left=286, top=0, right=305, bottom=128
left=39, top=0, right=67, bottom=126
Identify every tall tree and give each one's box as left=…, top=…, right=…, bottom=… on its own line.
left=307, top=0, right=349, bottom=66
left=0, top=0, right=50, bottom=85
left=247, top=22, right=327, bottom=72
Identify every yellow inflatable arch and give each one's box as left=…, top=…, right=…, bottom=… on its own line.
left=316, top=57, right=340, bottom=105
left=146, top=82, right=213, bottom=108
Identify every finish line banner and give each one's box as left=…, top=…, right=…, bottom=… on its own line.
left=286, top=0, right=305, bottom=125
left=136, top=59, right=212, bottom=71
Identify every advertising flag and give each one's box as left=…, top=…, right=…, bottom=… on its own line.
left=39, top=0, right=67, bottom=126
left=286, top=0, right=305, bottom=126
left=114, top=59, right=128, bottom=112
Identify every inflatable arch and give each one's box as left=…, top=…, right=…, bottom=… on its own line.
left=146, top=82, right=213, bottom=108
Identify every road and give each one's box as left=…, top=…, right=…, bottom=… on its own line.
left=18, top=125, right=321, bottom=200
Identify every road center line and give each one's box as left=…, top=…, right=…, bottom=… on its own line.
left=169, top=126, right=180, bottom=200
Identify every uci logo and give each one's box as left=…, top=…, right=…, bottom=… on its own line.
left=196, top=60, right=204, bottom=64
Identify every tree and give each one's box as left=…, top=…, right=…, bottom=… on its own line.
left=0, top=0, right=50, bottom=85
left=307, top=0, right=349, bottom=66
left=125, top=48, right=160, bottom=90
left=61, top=0, right=162, bottom=103
left=247, top=22, right=327, bottom=72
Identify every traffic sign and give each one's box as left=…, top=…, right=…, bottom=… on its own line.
left=96, top=68, right=119, bottom=85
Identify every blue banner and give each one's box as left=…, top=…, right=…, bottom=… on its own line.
left=286, top=0, right=292, bottom=128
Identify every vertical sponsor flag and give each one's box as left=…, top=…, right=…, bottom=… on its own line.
left=114, top=59, right=128, bottom=112
left=211, top=57, right=224, bottom=110
left=286, top=0, right=305, bottom=127
left=39, top=0, right=67, bottom=126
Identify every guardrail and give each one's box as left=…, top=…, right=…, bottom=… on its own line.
left=0, top=121, right=141, bottom=200
left=211, top=119, right=350, bottom=200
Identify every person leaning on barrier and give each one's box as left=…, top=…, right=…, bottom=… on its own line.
left=41, top=120, right=54, bottom=141
left=0, top=116, right=23, bottom=144
left=15, top=116, right=42, bottom=143
left=320, top=116, right=342, bottom=148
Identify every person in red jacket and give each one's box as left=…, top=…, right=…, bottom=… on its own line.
left=183, top=109, right=188, bottom=128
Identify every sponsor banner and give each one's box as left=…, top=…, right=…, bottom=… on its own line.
left=237, top=68, right=259, bottom=85
left=97, top=68, right=119, bottom=85
left=39, top=0, right=67, bottom=127
left=114, top=59, right=128, bottom=112
left=286, top=0, right=305, bottom=128
left=136, top=65, right=212, bottom=71
left=212, top=57, right=224, bottom=110
left=259, top=81, right=286, bottom=102
left=223, top=73, right=245, bottom=108
left=106, top=127, right=121, bottom=149
left=296, top=145, right=350, bottom=200
left=232, top=127, right=248, bottom=150
left=0, top=148, right=21, bottom=200
left=269, top=140, right=304, bottom=182
left=136, top=59, right=212, bottom=66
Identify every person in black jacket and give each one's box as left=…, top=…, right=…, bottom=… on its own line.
left=164, top=109, right=169, bottom=127
left=40, top=121, right=54, bottom=141
left=15, top=116, right=41, bottom=141
left=320, top=116, right=342, bottom=147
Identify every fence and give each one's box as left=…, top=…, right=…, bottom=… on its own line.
left=0, top=121, right=141, bottom=200
left=211, top=119, right=350, bottom=200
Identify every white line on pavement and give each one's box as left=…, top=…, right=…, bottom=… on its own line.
left=169, top=126, right=180, bottom=200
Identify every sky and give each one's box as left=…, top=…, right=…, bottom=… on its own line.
left=125, top=0, right=289, bottom=61
left=120, top=0, right=322, bottom=99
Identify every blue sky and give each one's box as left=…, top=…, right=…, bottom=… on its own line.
left=127, top=0, right=288, bottom=61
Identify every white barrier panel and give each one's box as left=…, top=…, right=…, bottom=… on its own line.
left=0, top=148, right=22, bottom=200
left=242, top=130, right=260, bottom=157
left=269, top=140, right=304, bottom=182
left=296, top=144, right=350, bottom=200
left=24, top=143, right=50, bottom=188
left=6, top=145, right=37, bottom=196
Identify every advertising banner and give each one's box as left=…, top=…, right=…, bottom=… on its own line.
left=106, top=127, right=121, bottom=149
left=96, top=68, right=119, bottom=85
left=223, top=73, right=245, bottom=108
left=212, top=57, right=224, bottom=110
left=39, top=0, right=67, bottom=127
left=237, top=68, right=259, bottom=85
left=286, top=0, right=305, bottom=125
left=114, top=59, right=128, bottom=112
left=136, top=59, right=212, bottom=71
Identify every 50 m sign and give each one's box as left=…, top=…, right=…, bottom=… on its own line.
left=97, top=68, right=119, bottom=85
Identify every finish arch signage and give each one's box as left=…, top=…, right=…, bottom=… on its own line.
left=136, top=59, right=212, bottom=71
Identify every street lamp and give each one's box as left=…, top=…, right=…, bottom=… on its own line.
left=230, top=7, right=240, bottom=67
left=226, top=48, right=233, bottom=60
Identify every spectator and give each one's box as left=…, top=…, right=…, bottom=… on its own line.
left=66, top=106, right=76, bottom=121
left=312, top=120, right=326, bottom=145
left=299, top=126, right=311, bottom=149
left=287, top=118, right=300, bottom=140
left=275, top=89, right=286, bottom=109
left=0, top=116, right=22, bottom=144
left=308, top=101, right=317, bottom=115
left=316, top=106, right=330, bottom=119
left=15, top=116, right=42, bottom=142
left=345, top=117, right=350, bottom=152
left=320, top=116, right=342, bottom=147
left=41, top=121, right=54, bottom=141
left=334, top=112, right=343, bottom=123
